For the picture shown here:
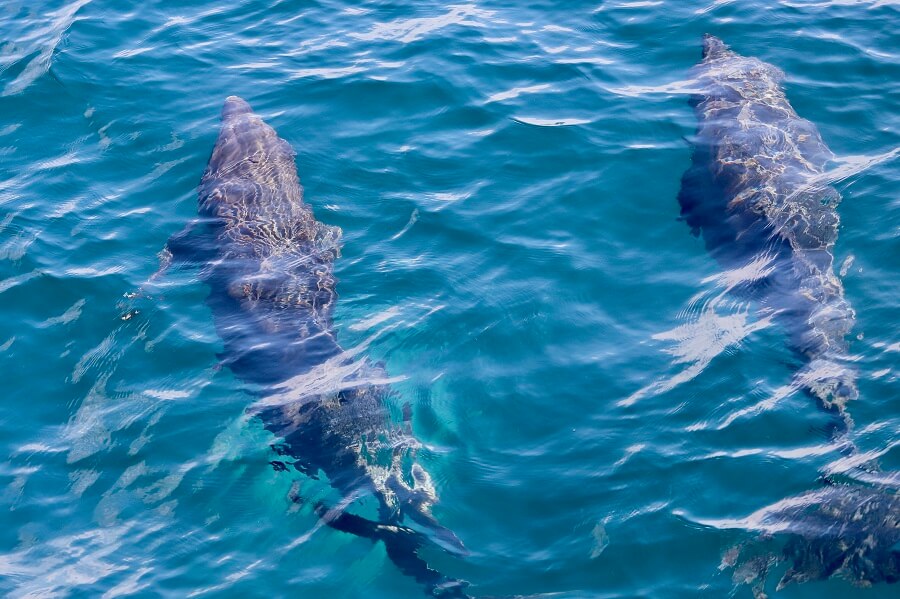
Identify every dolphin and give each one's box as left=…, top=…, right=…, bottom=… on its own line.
left=678, top=36, right=900, bottom=595
left=158, top=96, right=468, bottom=597
left=718, top=484, right=900, bottom=596
left=678, top=35, right=858, bottom=438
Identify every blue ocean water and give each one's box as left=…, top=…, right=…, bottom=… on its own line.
left=1, top=1, right=898, bottom=597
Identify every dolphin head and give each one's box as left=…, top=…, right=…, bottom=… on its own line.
left=200, top=95, right=300, bottom=221
left=221, top=95, right=254, bottom=120
left=702, top=34, right=729, bottom=60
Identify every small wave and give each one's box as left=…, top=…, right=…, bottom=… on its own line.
left=254, top=352, right=408, bottom=412
left=388, top=208, right=419, bottom=242
left=36, top=298, right=85, bottom=328
left=2, top=0, right=93, bottom=97
left=512, top=116, right=591, bottom=127
left=485, top=83, right=552, bottom=104
left=250, top=302, right=443, bottom=410
left=782, top=0, right=896, bottom=8
left=821, top=437, right=900, bottom=477
left=676, top=489, right=826, bottom=534
left=782, top=146, right=900, bottom=204
left=113, top=46, right=156, bottom=59
left=0, top=229, right=37, bottom=261
left=621, top=257, right=778, bottom=407
left=0, top=269, right=40, bottom=295
left=348, top=305, right=402, bottom=331
left=605, top=79, right=704, bottom=99
left=350, top=4, right=495, bottom=44
left=705, top=383, right=793, bottom=431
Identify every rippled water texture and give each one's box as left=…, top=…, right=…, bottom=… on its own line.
left=1, top=1, right=898, bottom=597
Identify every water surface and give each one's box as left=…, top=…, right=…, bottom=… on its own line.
left=1, top=1, right=898, bottom=597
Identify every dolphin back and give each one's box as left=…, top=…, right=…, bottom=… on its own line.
left=679, top=36, right=857, bottom=422
left=680, top=37, right=900, bottom=596
left=182, top=97, right=466, bottom=596
left=199, top=96, right=344, bottom=385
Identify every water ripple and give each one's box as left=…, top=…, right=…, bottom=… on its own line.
left=0, top=1, right=897, bottom=597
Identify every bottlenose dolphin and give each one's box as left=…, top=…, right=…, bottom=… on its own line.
left=718, top=484, right=900, bottom=596
left=679, top=36, right=899, bottom=595
left=159, top=96, right=468, bottom=597
left=678, top=35, right=857, bottom=437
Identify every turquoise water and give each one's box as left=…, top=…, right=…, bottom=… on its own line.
left=1, top=1, right=898, bottom=597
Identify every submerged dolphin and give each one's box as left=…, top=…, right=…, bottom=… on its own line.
left=679, top=36, right=899, bottom=595
left=678, top=35, right=858, bottom=436
left=160, top=96, right=467, bottom=597
left=719, top=484, right=900, bottom=596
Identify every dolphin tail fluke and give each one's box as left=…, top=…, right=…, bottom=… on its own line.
left=313, top=502, right=470, bottom=598
left=795, top=358, right=859, bottom=454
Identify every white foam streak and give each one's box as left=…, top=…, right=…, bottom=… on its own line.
left=254, top=354, right=408, bottom=412
left=782, top=0, right=897, bottom=7
left=513, top=116, right=591, bottom=127
left=714, top=383, right=793, bottom=430
left=253, top=303, right=443, bottom=411
left=783, top=146, right=900, bottom=205
left=351, top=5, right=494, bottom=44
left=388, top=208, right=419, bottom=242
left=682, top=489, right=829, bottom=534
left=486, top=83, right=551, bottom=104
left=606, top=79, right=704, bottom=99
left=822, top=438, right=900, bottom=477
left=621, top=258, right=778, bottom=407
left=349, top=305, right=402, bottom=331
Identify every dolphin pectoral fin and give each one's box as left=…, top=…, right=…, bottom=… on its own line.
left=776, top=567, right=809, bottom=591
left=382, top=463, right=468, bottom=558
left=395, top=489, right=468, bottom=556
left=402, top=508, right=469, bottom=557
left=677, top=163, right=713, bottom=237
left=312, top=501, right=470, bottom=598
left=677, top=140, right=725, bottom=240
left=121, top=220, right=217, bottom=319
left=156, top=218, right=217, bottom=277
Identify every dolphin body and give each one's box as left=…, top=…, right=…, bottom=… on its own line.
left=679, top=36, right=900, bottom=595
left=678, top=35, right=858, bottom=436
left=721, top=485, right=900, bottom=596
left=162, top=96, right=467, bottom=597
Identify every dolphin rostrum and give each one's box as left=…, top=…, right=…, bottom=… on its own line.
left=158, top=96, right=468, bottom=597
left=678, top=35, right=858, bottom=439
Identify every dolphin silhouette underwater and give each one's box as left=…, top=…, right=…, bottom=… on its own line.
left=679, top=36, right=899, bottom=595
left=678, top=34, right=858, bottom=438
left=716, top=483, right=900, bottom=596
left=156, top=96, right=468, bottom=597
